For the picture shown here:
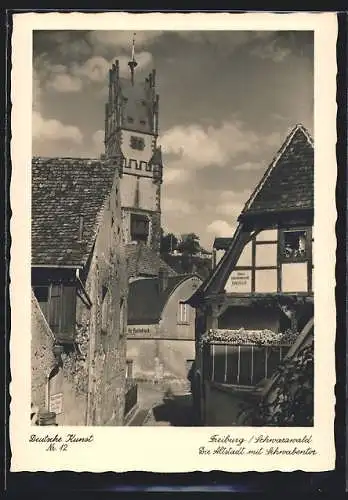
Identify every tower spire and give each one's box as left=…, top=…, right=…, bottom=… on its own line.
left=128, top=32, right=138, bottom=86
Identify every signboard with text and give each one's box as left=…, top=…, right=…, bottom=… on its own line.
left=225, top=270, right=252, bottom=293
left=49, top=392, right=63, bottom=415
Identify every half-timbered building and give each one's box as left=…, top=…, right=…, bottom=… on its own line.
left=187, top=124, right=314, bottom=425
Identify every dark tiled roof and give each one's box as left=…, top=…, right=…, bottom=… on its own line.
left=32, top=157, right=116, bottom=267
left=240, top=125, right=314, bottom=219
left=126, top=242, right=176, bottom=278
left=128, top=275, right=192, bottom=325
left=213, top=237, right=233, bottom=251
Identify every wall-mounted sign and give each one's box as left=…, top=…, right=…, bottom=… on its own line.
left=127, top=325, right=157, bottom=337
left=49, top=392, right=63, bottom=415
left=225, top=270, right=252, bottom=293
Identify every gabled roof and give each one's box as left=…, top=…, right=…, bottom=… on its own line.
left=240, top=124, right=314, bottom=220
left=128, top=274, right=200, bottom=325
left=126, top=242, right=176, bottom=278
left=187, top=125, right=314, bottom=305
left=32, top=157, right=117, bottom=267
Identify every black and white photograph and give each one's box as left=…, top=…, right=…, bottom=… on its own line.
left=30, top=28, right=315, bottom=428
left=9, top=12, right=336, bottom=474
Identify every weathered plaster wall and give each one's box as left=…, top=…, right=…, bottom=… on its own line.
left=31, top=292, right=87, bottom=425
left=83, top=165, right=128, bottom=426
left=31, top=292, right=56, bottom=411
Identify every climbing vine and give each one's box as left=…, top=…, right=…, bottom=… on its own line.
left=247, top=340, right=314, bottom=426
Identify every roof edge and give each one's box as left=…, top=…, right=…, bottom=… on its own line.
left=241, top=124, right=314, bottom=216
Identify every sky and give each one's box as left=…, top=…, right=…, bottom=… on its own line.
left=33, top=30, right=313, bottom=250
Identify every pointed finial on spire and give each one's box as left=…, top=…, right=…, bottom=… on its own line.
left=128, top=32, right=138, bottom=86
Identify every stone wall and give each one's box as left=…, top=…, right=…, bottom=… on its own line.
left=82, top=165, right=128, bottom=426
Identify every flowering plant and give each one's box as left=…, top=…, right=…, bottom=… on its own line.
left=200, top=328, right=298, bottom=347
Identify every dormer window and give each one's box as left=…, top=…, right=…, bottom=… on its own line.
left=127, top=116, right=134, bottom=123
left=130, top=136, right=145, bottom=151
left=140, top=120, right=146, bottom=125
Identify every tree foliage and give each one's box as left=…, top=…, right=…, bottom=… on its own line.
left=160, top=232, right=178, bottom=253
left=245, top=341, right=314, bottom=427
left=177, top=233, right=201, bottom=255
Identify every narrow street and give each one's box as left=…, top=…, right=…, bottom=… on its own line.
left=128, top=380, right=196, bottom=426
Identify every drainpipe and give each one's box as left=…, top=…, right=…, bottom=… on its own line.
left=76, top=269, right=92, bottom=308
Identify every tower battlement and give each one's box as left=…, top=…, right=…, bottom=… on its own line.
left=104, top=37, right=163, bottom=254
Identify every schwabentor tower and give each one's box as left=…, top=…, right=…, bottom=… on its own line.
left=104, top=35, right=163, bottom=254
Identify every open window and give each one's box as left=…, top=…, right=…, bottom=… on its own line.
left=280, top=229, right=309, bottom=262
left=130, top=214, right=149, bottom=243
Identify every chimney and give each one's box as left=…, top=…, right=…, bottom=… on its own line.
left=158, top=267, right=168, bottom=293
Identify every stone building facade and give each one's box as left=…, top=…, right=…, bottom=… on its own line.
left=31, top=157, right=128, bottom=426
left=126, top=270, right=202, bottom=382
left=104, top=59, right=163, bottom=254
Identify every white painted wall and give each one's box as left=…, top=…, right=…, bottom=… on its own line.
left=282, top=263, right=308, bottom=292
left=256, top=229, right=278, bottom=242
left=255, top=243, right=277, bottom=267
left=236, top=241, right=252, bottom=266
left=139, top=176, right=157, bottom=212
left=255, top=269, right=277, bottom=292
left=121, top=129, right=154, bottom=163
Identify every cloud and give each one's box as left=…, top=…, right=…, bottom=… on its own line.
left=35, top=51, right=153, bottom=96
left=214, top=189, right=251, bottom=218
left=207, top=219, right=237, bottom=238
left=161, top=120, right=281, bottom=171
left=92, top=129, right=105, bottom=154
left=250, top=38, right=292, bottom=63
left=88, top=30, right=163, bottom=52
left=33, top=111, right=83, bottom=144
left=46, top=72, right=83, bottom=92
left=162, top=197, right=196, bottom=215
left=163, top=168, right=191, bottom=185
left=234, top=161, right=264, bottom=171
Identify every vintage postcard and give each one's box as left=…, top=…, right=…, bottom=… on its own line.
left=10, top=12, right=337, bottom=473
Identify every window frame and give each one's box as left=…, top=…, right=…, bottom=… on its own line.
left=210, top=343, right=290, bottom=386
left=279, top=227, right=310, bottom=264
left=33, top=282, right=77, bottom=343
left=178, top=302, right=190, bottom=325
left=130, top=213, right=150, bottom=243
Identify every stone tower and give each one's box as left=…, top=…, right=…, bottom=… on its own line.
left=104, top=36, right=163, bottom=254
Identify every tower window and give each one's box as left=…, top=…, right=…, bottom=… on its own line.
left=130, top=214, right=149, bottom=243
left=129, top=159, right=138, bottom=169
left=145, top=162, right=152, bottom=172
left=140, top=161, right=147, bottom=171
left=130, top=136, right=145, bottom=151
left=135, top=161, right=142, bottom=170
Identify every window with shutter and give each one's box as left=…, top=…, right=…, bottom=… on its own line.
left=33, top=283, right=77, bottom=343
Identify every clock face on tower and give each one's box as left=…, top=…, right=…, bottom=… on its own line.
left=130, top=135, right=145, bottom=151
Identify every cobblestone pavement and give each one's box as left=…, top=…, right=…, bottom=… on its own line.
left=128, top=380, right=195, bottom=426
